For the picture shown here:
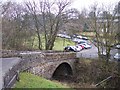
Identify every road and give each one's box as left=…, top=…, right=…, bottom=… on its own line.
left=0, top=58, right=2, bottom=89
left=76, top=43, right=98, bottom=59
left=2, top=57, right=21, bottom=76
left=0, top=57, right=21, bottom=88
left=76, top=43, right=119, bottom=60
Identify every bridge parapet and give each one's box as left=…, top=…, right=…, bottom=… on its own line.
left=42, top=51, right=76, bottom=62
left=20, top=51, right=76, bottom=62
left=19, top=51, right=76, bottom=75
left=2, top=50, right=18, bottom=58
left=19, top=51, right=45, bottom=70
left=2, top=51, right=77, bottom=88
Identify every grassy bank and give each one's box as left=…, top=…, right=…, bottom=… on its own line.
left=14, top=72, right=70, bottom=88
left=53, top=37, right=75, bottom=50
left=27, top=36, right=75, bottom=51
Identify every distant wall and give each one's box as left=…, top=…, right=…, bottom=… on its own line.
left=2, top=50, right=19, bottom=58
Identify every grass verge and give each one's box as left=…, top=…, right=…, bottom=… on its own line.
left=14, top=72, right=70, bottom=88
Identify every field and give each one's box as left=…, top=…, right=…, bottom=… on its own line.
left=14, top=72, right=70, bottom=88
left=53, top=37, right=75, bottom=50
left=24, top=32, right=102, bottom=51
left=79, top=32, right=95, bottom=37
left=27, top=36, right=75, bottom=51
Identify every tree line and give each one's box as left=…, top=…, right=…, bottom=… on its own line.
left=2, top=0, right=119, bottom=61
left=2, top=0, right=73, bottom=50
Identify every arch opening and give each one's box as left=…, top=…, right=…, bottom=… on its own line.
left=52, top=62, right=73, bottom=80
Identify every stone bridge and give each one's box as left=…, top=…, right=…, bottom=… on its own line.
left=2, top=50, right=77, bottom=88
left=20, top=51, right=76, bottom=79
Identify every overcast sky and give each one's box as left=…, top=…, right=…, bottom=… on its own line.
left=2, top=0, right=119, bottom=11
left=71, top=0, right=119, bottom=11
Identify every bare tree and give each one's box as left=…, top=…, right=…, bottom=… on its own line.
left=41, top=0, right=71, bottom=50
left=88, top=3, right=118, bottom=62
left=25, top=1, right=43, bottom=50
left=25, top=0, right=71, bottom=50
left=2, top=1, right=33, bottom=50
left=62, top=8, right=83, bottom=35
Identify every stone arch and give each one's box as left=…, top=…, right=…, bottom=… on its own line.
left=52, top=62, right=73, bottom=80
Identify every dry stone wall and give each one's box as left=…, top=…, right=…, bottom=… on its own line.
left=2, top=50, right=77, bottom=88
left=2, top=50, right=19, bottom=58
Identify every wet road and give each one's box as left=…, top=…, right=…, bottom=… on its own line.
left=0, top=58, right=2, bottom=89
left=76, top=44, right=98, bottom=59
left=0, top=57, right=21, bottom=88
left=76, top=43, right=119, bottom=60
left=2, top=57, right=21, bottom=76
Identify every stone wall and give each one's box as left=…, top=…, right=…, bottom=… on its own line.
left=43, top=51, right=76, bottom=61
left=3, top=59, right=22, bottom=88
left=23, top=51, right=77, bottom=79
left=2, top=50, right=19, bottom=58
left=19, top=51, right=76, bottom=68
left=30, top=59, right=76, bottom=79
left=3, top=50, right=77, bottom=88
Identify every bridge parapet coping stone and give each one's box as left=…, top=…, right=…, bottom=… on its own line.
left=43, top=52, right=76, bottom=61
left=2, top=50, right=19, bottom=58
left=19, top=51, right=76, bottom=61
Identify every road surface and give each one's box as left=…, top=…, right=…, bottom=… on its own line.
left=0, top=57, right=21, bottom=89
left=76, top=43, right=119, bottom=60
left=76, top=43, right=98, bottom=59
